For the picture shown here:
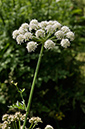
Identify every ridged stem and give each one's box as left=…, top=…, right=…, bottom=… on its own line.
left=22, top=43, right=44, bottom=129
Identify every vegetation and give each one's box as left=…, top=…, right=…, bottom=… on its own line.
left=0, top=0, right=85, bottom=129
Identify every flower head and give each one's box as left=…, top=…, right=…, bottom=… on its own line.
left=55, top=30, right=64, bottom=39
left=29, top=19, right=39, bottom=31
left=20, top=114, right=29, bottom=121
left=44, top=125, right=54, bottom=129
left=1, top=121, right=9, bottom=129
left=60, top=39, right=70, bottom=48
left=15, top=112, right=21, bottom=117
left=19, top=26, right=28, bottom=34
left=8, top=115, right=16, bottom=122
left=12, top=19, right=74, bottom=52
left=16, top=34, right=24, bottom=44
left=30, top=19, right=38, bottom=26
left=35, top=29, right=45, bottom=38
left=29, top=24, right=39, bottom=31
left=24, top=32, right=33, bottom=41
left=12, top=30, right=19, bottom=39
left=66, top=31, right=74, bottom=41
left=52, top=22, right=61, bottom=30
left=47, top=20, right=53, bottom=25
left=26, top=41, right=38, bottom=52
left=29, top=116, right=42, bottom=123
left=2, top=114, right=9, bottom=121
left=61, top=26, right=70, bottom=33
left=21, top=23, right=29, bottom=30
left=46, top=25, right=54, bottom=34
left=39, top=21, right=48, bottom=29
left=44, top=40, right=55, bottom=49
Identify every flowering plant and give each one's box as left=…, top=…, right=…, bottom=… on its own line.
left=12, top=19, right=74, bottom=51
left=1, top=19, right=74, bottom=129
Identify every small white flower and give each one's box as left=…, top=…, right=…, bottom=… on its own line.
left=15, top=112, right=21, bottom=117
left=21, top=23, right=29, bottom=30
left=24, top=32, right=33, bottom=41
left=12, top=30, right=19, bottom=39
left=19, top=26, right=28, bottom=34
left=29, top=116, right=42, bottom=123
left=8, top=115, right=15, bottom=122
left=29, top=24, right=38, bottom=31
left=47, top=20, right=54, bottom=25
left=26, top=41, right=38, bottom=52
left=16, top=34, right=24, bottom=44
left=29, top=19, right=39, bottom=31
left=60, top=39, right=70, bottom=48
left=53, top=22, right=61, bottom=30
left=21, top=114, right=26, bottom=121
left=44, top=39, right=55, bottom=49
left=44, top=125, right=54, bottom=129
left=2, top=121, right=9, bottom=129
left=46, top=21, right=61, bottom=33
left=66, top=31, right=74, bottom=41
left=30, top=19, right=38, bottom=26
left=46, top=25, right=54, bottom=34
left=21, top=114, right=29, bottom=121
left=61, top=26, right=70, bottom=33
left=55, top=30, right=64, bottom=39
left=39, top=21, right=48, bottom=29
left=14, top=112, right=22, bottom=121
left=2, top=114, right=9, bottom=121
left=35, top=29, right=45, bottom=38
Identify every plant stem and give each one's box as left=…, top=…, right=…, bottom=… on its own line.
left=19, top=119, right=21, bottom=129
left=31, top=122, right=37, bottom=129
left=14, top=121, right=18, bottom=129
left=20, top=92, right=27, bottom=111
left=29, top=122, right=34, bottom=129
left=22, top=43, right=44, bottom=129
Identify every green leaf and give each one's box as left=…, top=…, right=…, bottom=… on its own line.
left=8, top=100, right=25, bottom=110
left=20, top=88, right=25, bottom=93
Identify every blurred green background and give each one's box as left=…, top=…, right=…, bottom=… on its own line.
left=0, top=0, right=85, bottom=129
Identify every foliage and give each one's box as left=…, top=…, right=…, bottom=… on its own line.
left=0, top=0, right=85, bottom=129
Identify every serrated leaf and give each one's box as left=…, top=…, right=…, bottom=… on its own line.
left=8, top=101, right=25, bottom=110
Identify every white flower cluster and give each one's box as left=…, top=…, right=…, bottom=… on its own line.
left=60, top=39, right=70, bottom=48
left=2, top=112, right=28, bottom=122
left=26, top=41, right=38, bottom=52
left=12, top=19, right=74, bottom=52
left=1, top=112, right=29, bottom=129
left=1, top=113, right=54, bottom=129
left=44, top=40, right=55, bottom=49
left=45, top=125, right=54, bottom=129
left=29, top=116, right=42, bottom=123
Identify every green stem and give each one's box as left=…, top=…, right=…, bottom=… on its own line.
left=22, top=43, right=44, bottom=129
left=12, top=122, right=16, bottom=129
left=19, top=119, right=21, bottom=129
left=28, top=122, right=34, bottom=129
left=20, top=92, right=27, bottom=111
left=15, top=121, right=18, bottom=129
left=31, top=122, right=37, bottom=129
left=15, top=84, right=26, bottom=111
